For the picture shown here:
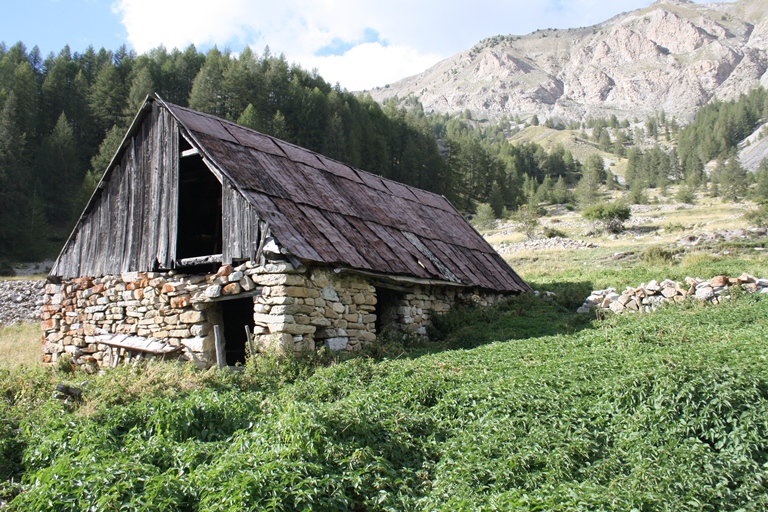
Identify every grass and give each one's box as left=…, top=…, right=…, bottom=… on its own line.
left=2, top=199, right=768, bottom=510
left=2, top=291, right=767, bottom=510
left=0, top=324, right=40, bottom=370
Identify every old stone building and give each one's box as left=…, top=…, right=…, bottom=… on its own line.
left=42, top=95, right=529, bottom=368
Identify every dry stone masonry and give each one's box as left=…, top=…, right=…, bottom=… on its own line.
left=578, top=273, right=768, bottom=314
left=41, top=261, right=505, bottom=369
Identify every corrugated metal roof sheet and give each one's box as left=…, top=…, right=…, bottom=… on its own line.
left=163, top=100, right=529, bottom=294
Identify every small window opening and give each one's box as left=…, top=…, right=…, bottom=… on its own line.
left=176, top=146, right=222, bottom=261
left=375, top=287, right=405, bottom=334
left=219, top=297, right=255, bottom=366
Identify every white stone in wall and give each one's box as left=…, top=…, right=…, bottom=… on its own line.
left=204, top=285, right=222, bottom=298
left=319, top=287, right=339, bottom=301
left=325, top=337, right=349, bottom=350
left=181, top=336, right=213, bottom=353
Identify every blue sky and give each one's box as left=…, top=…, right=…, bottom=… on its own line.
left=1, top=0, right=727, bottom=91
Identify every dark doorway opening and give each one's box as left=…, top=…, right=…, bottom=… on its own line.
left=375, top=287, right=405, bottom=334
left=220, top=297, right=255, bottom=366
left=176, top=148, right=222, bottom=261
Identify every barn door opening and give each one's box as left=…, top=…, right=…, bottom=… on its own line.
left=176, top=139, right=222, bottom=262
left=375, top=287, right=405, bottom=335
left=220, top=297, right=255, bottom=366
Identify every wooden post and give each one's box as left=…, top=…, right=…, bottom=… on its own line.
left=214, top=325, right=226, bottom=369
left=244, top=325, right=255, bottom=357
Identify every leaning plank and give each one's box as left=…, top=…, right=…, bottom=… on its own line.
left=95, top=334, right=182, bottom=355
left=214, top=325, right=226, bottom=369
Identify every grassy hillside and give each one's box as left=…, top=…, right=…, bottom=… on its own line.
left=2, top=201, right=768, bottom=510
left=2, top=288, right=767, bottom=510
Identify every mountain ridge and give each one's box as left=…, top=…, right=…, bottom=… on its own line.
left=368, top=0, right=768, bottom=123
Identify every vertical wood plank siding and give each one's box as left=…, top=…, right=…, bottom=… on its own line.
left=222, top=180, right=261, bottom=264
left=52, top=104, right=180, bottom=278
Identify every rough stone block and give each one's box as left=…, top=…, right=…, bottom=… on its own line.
left=709, top=275, right=728, bottom=287
left=171, top=295, right=191, bottom=308
left=205, top=285, right=222, bottom=299
left=182, top=335, right=214, bottom=353
left=240, top=275, right=256, bottom=291
left=180, top=311, right=205, bottom=324
left=222, top=283, right=242, bottom=295
left=325, top=337, right=349, bottom=351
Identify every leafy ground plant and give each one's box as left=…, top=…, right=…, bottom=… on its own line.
left=2, top=289, right=768, bottom=510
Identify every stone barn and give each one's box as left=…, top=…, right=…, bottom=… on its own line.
left=41, top=94, right=529, bottom=368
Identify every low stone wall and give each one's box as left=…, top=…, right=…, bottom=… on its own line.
left=42, top=261, right=508, bottom=368
left=247, top=265, right=505, bottom=352
left=578, top=273, right=768, bottom=314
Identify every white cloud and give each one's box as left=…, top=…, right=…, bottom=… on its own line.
left=301, top=43, right=444, bottom=91
left=112, top=0, right=726, bottom=90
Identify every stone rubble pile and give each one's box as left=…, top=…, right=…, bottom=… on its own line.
left=0, top=279, right=45, bottom=326
left=577, top=273, right=768, bottom=314
left=676, top=228, right=767, bottom=247
left=494, top=237, right=597, bottom=255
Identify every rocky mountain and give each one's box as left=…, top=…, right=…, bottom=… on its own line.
left=368, top=0, right=768, bottom=123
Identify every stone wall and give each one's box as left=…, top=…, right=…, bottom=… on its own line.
left=577, top=273, right=768, bottom=314
left=41, top=260, right=509, bottom=369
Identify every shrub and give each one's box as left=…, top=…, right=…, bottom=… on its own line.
left=543, top=227, right=567, bottom=238
left=582, top=202, right=631, bottom=233
left=513, top=205, right=540, bottom=240
left=639, top=245, right=676, bottom=265
left=745, top=204, right=768, bottom=228
left=471, top=203, right=496, bottom=230
left=676, top=184, right=696, bottom=204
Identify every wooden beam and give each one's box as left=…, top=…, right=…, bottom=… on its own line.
left=177, top=254, right=223, bottom=267
left=191, top=288, right=263, bottom=304
left=333, top=267, right=467, bottom=288
left=245, top=325, right=255, bottom=357
left=181, top=147, right=200, bottom=158
left=214, top=324, right=226, bottom=369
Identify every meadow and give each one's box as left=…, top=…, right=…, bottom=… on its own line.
left=1, top=198, right=767, bottom=511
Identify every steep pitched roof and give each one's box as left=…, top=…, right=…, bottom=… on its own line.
left=162, top=98, right=529, bottom=294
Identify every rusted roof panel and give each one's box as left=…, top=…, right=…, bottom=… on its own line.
left=315, top=155, right=364, bottom=184
left=324, top=212, right=394, bottom=273
left=271, top=139, right=324, bottom=168
left=222, top=122, right=286, bottom=157
left=382, top=178, right=419, bottom=201
left=164, top=101, right=529, bottom=293
left=408, top=186, right=454, bottom=212
left=172, top=107, right=238, bottom=144
left=355, top=169, right=390, bottom=193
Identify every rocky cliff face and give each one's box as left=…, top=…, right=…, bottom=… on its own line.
left=369, top=0, right=768, bottom=122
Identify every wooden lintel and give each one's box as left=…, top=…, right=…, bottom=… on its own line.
left=177, top=254, right=223, bottom=267
left=190, top=288, right=264, bottom=304
left=333, top=267, right=467, bottom=289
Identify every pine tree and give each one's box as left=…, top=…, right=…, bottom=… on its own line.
left=753, top=159, right=768, bottom=203
left=0, top=92, right=29, bottom=257
left=237, top=104, right=263, bottom=131
left=35, top=113, right=81, bottom=224
left=552, top=176, right=571, bottom=204
left=188, top=47, right=229, bottom=116
left=124, top=66, right=155, bottom=121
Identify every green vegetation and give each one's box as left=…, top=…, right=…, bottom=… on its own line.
left=582, top=202, right=631, bottom=233
left=2, top=244, right=768, bottom=509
